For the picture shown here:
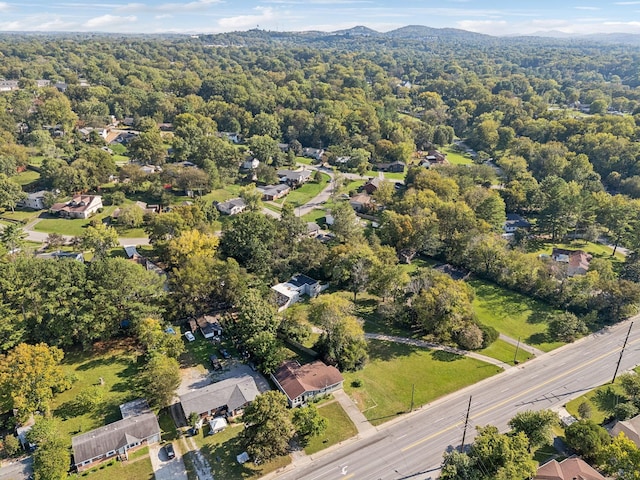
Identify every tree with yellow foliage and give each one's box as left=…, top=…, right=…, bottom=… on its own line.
left=167, top=229, right=219, bottom=268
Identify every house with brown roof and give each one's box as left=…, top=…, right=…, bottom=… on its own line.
left=271, top=360, right=344, bottom=407
left=363, top=177, right=382, bottom=194
left=349, top=192, right=374, bottom=212
left=610, top=413, right=640, bottom=447
left=534, top=456, right=604, bottom=480
left=551, top=248, right=592, bottom=277
left=71, top=412, right=160, bottom=472
left=50, top=195, right=103, bottom=219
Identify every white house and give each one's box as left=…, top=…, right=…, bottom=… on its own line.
left=242, top=158, right=260, bottom=170
left=217, top=198, right=247, bottom=215
left=504, top=213, right=531, bottom=233
left=301, top=147, right=325, bottom=161
left=18, top=191, right=48, bottom=210
left=49, top=195, right=103, bottom=219
left=271, top=274, right=327, bottom=311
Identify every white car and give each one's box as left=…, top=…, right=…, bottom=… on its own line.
left=184, top=331, right=196, bottom=342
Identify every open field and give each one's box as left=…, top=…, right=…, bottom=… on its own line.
left=443, top=146, right=474, bottom=165
left=343, top=340, right=500, bottom=425
left=190, top=423, right=291, bottom=479
left=469, top=279, right=564, bottom=352
left=304, top=400, right=357, bottom=455
left=51, top=340, right=142, bottom=440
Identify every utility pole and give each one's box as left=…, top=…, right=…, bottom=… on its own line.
left=514, top=336, right=521, bottom=364
left=460, top=396, right=472, bottom=452
left=410, top=384, right=415, bottom=412
left=612, top=322, right=633, bottom=384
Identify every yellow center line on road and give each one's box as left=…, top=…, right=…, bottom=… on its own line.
left=402, top=338, right=640, bottom=452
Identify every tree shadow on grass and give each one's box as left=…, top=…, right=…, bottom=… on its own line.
left=367, top=340, right=420, bottom=362
left=527, top=333, right=550, bottom=346
left=432, top=350, right=464, bottom=362
left=592, top=387, right=625, bottom=417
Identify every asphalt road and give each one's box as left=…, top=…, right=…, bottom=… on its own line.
left=0, top=457, right=32, bottom=480
left=273, top=318, right=640, bottom=480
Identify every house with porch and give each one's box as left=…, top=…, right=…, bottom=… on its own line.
left=271, top=360, right=344, bottom=407
left=503, top=213, right=531, bottom=233
left=71, top=412, right=160, bottom=472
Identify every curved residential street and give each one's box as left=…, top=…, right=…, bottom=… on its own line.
left=266, top=317, right=640, bottom=480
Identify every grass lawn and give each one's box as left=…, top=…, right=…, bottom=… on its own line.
left=28, top=155, right=46, bottom=167
left=158, top=409, right=180, bottom=441
left=479, top=339, right=533, bottom=366
left=51, top=340, right=143, bottom=440
left=304, top=401, right=357, bottom=455
left=296, top=156, right=314, bottom=166
left=529, top=239, right=625, bottom=262
left=34, top=206, right=118, bottom=237
left=70, top=451, right=153, bottom=480
left=300, top=209, right=327, bottom=224
left=443, top=146, right=474, bottom=165
left=1, top=209, right=41, bottom=222
left=278, top=174, right=330, bottom=208
left=398, top=257, right=439, bottom=275
left=191, top=423, right=291, bottom=479
left=114, top=226, right=148, bottom=238
left=343, top=340, right=500, bottom=425
left=343, top=179, right=366, bottom=194
left=14, top=169, right=40, bottom=187
left=564, top=366, right=640, bottom=424
left=263, top=202, right=282, bottom=214
left=469, top=279, right=564, bottom=352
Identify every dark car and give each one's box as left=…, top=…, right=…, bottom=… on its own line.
left=210, top=354, right=222, bottom=370
left=164, top=443, right=175, bottom=459
left=219, top=348, right=231, bottom=359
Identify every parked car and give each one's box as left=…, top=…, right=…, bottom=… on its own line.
left=219, top=348, right=231, bottom=359
left=164, top=443, right=175, bottom=459
left=210, top=354, right=222, bottom=370
left=184, top=331, right=195, bottom=342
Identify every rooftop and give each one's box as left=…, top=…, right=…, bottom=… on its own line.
left=273, top=360, right=343, bottom=401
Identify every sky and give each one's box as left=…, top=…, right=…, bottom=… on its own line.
left=0, top=0, right=640, bottom=36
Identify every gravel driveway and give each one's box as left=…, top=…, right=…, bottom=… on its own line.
left=149, top=443, right=188, bottom=480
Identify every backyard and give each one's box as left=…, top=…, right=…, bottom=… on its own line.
left=469, top=279, right=564, bottom=352
left=442, top=146, right=474, bottom=165
left=343, top=340, right=500, bottom=425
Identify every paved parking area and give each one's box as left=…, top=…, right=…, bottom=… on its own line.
left=149, top=443, right=188, bottom=480
left=212, top=362, right=271, bottom=393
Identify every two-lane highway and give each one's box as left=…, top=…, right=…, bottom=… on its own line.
left=274, top=319, right=640, bottom=480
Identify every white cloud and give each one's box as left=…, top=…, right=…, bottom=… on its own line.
left=218, top=6, right=275, bottom=29
left=0, top=2, right=10, bottom=10
left=158, top=0, right=221, bottom=12
left=84, top=14, right=137, bottom=28
left=155, top=13, right=172, bottom=19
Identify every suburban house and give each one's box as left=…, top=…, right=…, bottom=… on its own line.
left=49, top=195, right=103, bottom=219
left=71, top=412, right=160, bottom=472
left=271, top=360, right=344, bottom=407
left=363, top=177, right=382, bottom=194
left=374, top=161, right=405, bottom=173
left=219, top=132, right=241, bottom=143
left=140, top=165, right=162, bottom=174
left=610, top=413, right=640, bottom=447
left=416, top=150, right=448, bottom=168
left=217, top=198, right=247, bottom=215
left=123, top=246, right=167, bottom=279
left=503, top=213, right=531, bottom=233
left=277, top=143, right=290, bottom=153
left=242, top=158, right=260, bottom=170
left=551, top=248, right=592, bottom=276
left=306, top=222, right=321, bottom=237
left=179, top=375, right=260, bottom=419
left=533, top=456, right=604, bottom=480
left=195, top=315, right=223, bottom=339
left=334, top=156, right=351, bottom=165
left=301, top=147, right=325, bottom=161
left=277, top=168, right=312, bottom=187
left=0, top=80, right=19, bottom=92
left=271, top=274, right=327, bottom=311
left=18, top=190, right=49, bottom=210
left=259, top=184, right=291, bottom=201
left=349, top=192, right=374, bottom=212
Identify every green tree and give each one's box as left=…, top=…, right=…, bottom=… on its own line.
left=0, top=223, right=27, bottom=253
left=81, top=222, right=119, bottom=259
left=242, top=391, right=295, bottom=462
left=508, top=409, right=559, bottom=451
left=128, top=127, right=166, bottom=165
left=469, top=425, right=536, bottom=480
left=118, top=203, right=144, bottom=228
left=564, top=419, right=611, bottom=462
left=33, top=439, right=69, bottom=480
left=292, top=405, right=327, bottom=446
left=0, top=174, right=26, bottom=212
left=239, top=184, right=263, bottom=212
left=330, top=201, right=362, bottom=243
left=136, top=317, right=184, bottom=359
left=138, top=354, right=180, bottom=409
left=0, top=343, right=68, bottom=420
left=3, top=435, right=20, bottom=457
left=600, top=432, right=640, bottom=480
left=441, top=450, right=482, bottom=480
left=547, top=312, right=587, bottom=342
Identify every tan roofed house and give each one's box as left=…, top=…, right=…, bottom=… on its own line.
left=610, top=413, right=640, bottom=447
left=534, top=456, right=604, bottom=480
left=50, top=195, right=103, bottom=219
left=271, top=360, right=344, bottom=407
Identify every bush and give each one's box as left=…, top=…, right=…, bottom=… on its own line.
left=577, top=401, right=592, bottom=420
left=3, top=435, right=21, bottom=457
left=479, top=324, right=499, bottom=348
left=457, top=323, right=484, bottom=350
left=351, top=379, right=363, bottom=388
left=614, top=402, right=638, bottom=421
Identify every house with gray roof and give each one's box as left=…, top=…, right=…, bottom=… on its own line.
left=216, top=197, right=247, bottom=215
left=277, top=168, right=312, bottom=187
left=179, top=375, right=259, bottom=419
left=71, top=412, right=160, bottom=472
left=259, top=184, right=290, bottom=201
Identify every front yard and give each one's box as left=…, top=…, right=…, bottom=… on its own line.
left=34, top=205, right=119, bottom=237
left=70, top=447, right=153, bottom=480
left=303, top=400, right=357, bottom=455
left=343, top=340, right=500, bottom=426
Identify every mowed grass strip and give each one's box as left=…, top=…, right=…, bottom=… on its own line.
left=69, top=450, right=154, bottom=480
left=343, top=340, right=500, bottom=426
left=479, top=338, right=532, bottom=366
left=469, top=279, right=564, bottom=352
left=304, top=401, right=357, bottom=455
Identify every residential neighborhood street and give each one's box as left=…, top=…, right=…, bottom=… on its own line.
left=270, top=317, right=640, bottom=480
left=0, top=458, right=32, bottom=480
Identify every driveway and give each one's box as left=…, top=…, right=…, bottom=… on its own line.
left=149, top=443, right=188, bottom=480
left=0, top=457, right=32, bottom=480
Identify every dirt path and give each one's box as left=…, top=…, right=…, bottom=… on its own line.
left=182, top=435, right=214, bottom=480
